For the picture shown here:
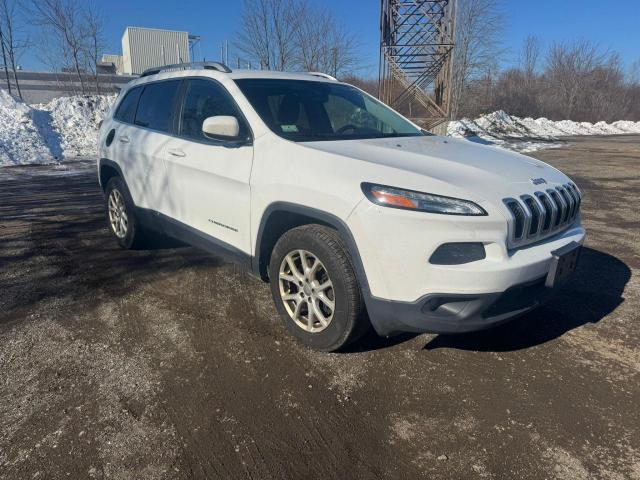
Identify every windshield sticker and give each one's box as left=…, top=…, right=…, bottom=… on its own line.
left=281, top=124, right=299, bottom=133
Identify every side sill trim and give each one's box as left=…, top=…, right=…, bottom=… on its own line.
left=136, top=207, right=252, bottom=270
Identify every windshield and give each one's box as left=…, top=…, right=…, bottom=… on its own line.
left=234, top=79, right=425, bottom=142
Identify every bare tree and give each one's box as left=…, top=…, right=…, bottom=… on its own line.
left=473, top=39, right=638, bottom=122
left=293, top=2, right=359, bottom=77
left=0, top=23, right=11, bottom=94
left=450, top=0, right=505, bottom=118
left=545, top=40, right=610, bottom=119
left=0, top=0, right=26, bottom=98
left=627, top=58, right=640, bottom=84
left=27, top=0, right=88, bottom=93
left=236, top=0, right=297, bottom=70
left=293, top=2, right=330, bottom=72
left=520, top=35, right=540, bottom=84
left=82, top=2, right=104, bottom=94
left=236, top=0, right=360, bottom=77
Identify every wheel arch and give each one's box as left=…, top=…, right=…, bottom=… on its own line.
left=253, top=202, right=371, bottom=297
left=98, top=158, right=125, bottom=192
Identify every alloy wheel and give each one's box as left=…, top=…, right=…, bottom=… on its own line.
left=107, top=189, right=128, bottom=239
left=278, top=249, right=335, bottom=333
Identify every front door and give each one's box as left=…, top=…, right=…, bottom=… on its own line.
left=164, top=78, right=254, bottom=255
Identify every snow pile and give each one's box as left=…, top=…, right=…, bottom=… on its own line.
left=35, top=95, right=115, bottom=158
left=0, top=90, right=55, bottom=165
left=448, top=110, right=640, bottom=152
left=0, top=89, right=115, bottom=166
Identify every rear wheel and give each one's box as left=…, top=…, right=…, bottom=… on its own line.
left=269, top=224, right=368, bottom=351
left=105, top=177, right=146, bottom=249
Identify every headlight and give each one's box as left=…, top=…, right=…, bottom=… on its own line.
left=361, top=183, right=487, bottom=216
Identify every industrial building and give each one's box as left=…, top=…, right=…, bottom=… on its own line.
left=102, top=27, right=199, bottom=75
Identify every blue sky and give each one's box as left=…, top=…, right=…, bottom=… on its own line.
left=19, top=0, right=640, bottom=76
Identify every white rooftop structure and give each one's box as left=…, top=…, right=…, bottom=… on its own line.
left=103, top=27, right=192, bottom=76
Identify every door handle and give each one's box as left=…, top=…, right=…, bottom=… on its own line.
left=119, top=135, right=130, bottom=143
left=168, top=148, right=186, bottom=158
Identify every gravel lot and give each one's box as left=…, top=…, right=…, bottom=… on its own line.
left=1, top=136, right=639, bottom=480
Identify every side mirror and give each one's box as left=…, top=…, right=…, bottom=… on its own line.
left=202, top=116, right=240, bottom=140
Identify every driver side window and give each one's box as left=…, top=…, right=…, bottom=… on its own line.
left=179, top=79, right=248, bottom=142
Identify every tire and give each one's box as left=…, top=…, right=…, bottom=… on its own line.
left=269, top=224, right=368, bottom=351
left=104, top=177, right=147, bottom=249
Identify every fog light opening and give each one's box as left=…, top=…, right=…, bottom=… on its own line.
left=429, top=242, right=486, bottom=265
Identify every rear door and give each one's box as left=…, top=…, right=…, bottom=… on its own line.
left=120, top=79, right=181, bottom=215
left=163, top=78, right=254, bottom=254
left=111, top=85, right=142, bottom=185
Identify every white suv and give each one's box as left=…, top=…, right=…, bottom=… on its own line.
left=98, top=62, right=585, bottom=351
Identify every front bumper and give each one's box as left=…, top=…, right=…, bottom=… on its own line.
left=366, top=275, right=557, bottom=336
left=348, top=201, right=586, bottom=336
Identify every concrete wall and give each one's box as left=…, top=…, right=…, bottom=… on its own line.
left=0, top=71, right=136, bottom=104
left=122, top=27, right=190, bottom=75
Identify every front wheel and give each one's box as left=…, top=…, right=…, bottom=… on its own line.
left=269, top=224, right=368, bottom=351
left=105, top=177, right=146, bottom=249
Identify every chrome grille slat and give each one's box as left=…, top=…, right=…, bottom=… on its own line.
left=535, top=192, right=555, bottom=232
left=504, top=198, right=527, bottom=240
left=554, top=188, right=569, bottom=224
left=558, top=186, right=575, bottom=221
left=573, top=184, right=582, bottom=212
left=565, top=186, right=576, bottom=220
left=531, top=194, right=547, bottom=234
left=504, top=184, right=582, bottom=247
left=547, top=189, right=564, bottom=227
left=521, top=195, right=542, bottom=236
left=565, top=184, right=581, bottom=220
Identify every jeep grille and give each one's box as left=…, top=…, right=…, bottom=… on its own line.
left=503, top=183, right=582, bottom=246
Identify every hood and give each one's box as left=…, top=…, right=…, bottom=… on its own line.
left=301, top=135, right=570, bottom=201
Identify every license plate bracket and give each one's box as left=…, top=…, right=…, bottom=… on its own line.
left=545, top=241, right=581, bottom=288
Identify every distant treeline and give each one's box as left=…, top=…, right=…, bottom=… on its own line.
left=457, top=40, right=640, bottom=123
left=348, top=39, right=640, bottom=124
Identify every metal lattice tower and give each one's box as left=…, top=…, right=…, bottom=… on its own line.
left=379, top=0, right=455, bottom=131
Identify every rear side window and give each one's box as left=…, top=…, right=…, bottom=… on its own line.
left=178, top=79, right=249, bottom=141
left=114, top=86, right=142, bottom=124
left=134, top=80, right=180, bottom=133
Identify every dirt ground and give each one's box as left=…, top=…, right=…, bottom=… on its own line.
left=1, top=135, right=639, bottom=480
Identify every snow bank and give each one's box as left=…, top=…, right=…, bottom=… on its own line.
left=34, top=95, right=115, bottom=158
left=447, top=110, right=640, bottom=152
left=0, top=89, right=115, bottom=166
left=0, top=90, right=55, bottom=165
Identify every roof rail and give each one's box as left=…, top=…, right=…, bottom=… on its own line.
left=140, top=61, right=232, bottom=77
left=307, top=71, right=337, bottom=81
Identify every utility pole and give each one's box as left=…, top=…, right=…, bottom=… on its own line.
left=0, top=25, right=12, bottom=95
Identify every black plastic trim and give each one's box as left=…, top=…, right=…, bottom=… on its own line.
left=366, top=274, right=559, bottom=337
left=98, top=158, right=126, bottom=190
left=253, top=202, right=372, bottom=295
left=136, top=207, right=252, bottom=269
left=429, top=242, right=486, bottom=265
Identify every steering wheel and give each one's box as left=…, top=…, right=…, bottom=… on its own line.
left=336, top=124, right=359, bottom=134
